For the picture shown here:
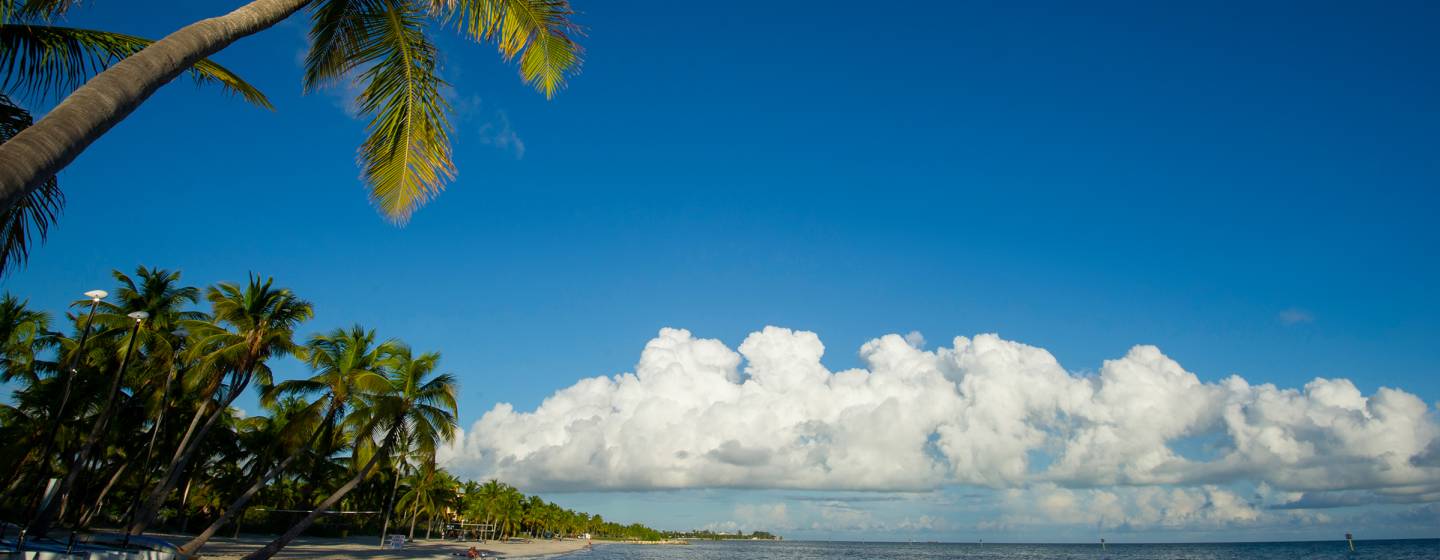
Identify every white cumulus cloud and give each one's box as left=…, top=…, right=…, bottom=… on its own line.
left=440, top=327, right=1440, bottom=510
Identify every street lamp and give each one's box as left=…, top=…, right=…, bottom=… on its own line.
left=24, top=308, right=149, bottom=545
left=122, top=311, right=168, bottom=550
left=16, top=289, right=108, bottom=551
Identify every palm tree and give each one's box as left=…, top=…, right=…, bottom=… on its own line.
left=522, top=495, right=546, bottom=538
left=0, top=0, right=583, bottom=229
left=376, top=346, right=450, bottom=544
left=174, top=399, right=319, bottom=554
left=0, top=0, right=267, bottom=275
left=241, top=342, right=456, bottom=560
left=178, top=325, right=392, bottom=554
left=471, top=478, right=507, bottom=539
left=129, top=274, right=312, bottom=533
left=0, top=292, right=54, bottom=384
left=288, top=325, right=397, bottom=502
left=395, top=460, right=455, bottom=539
left=28, top=266, right=199, bottom=535
left=0, top=94, right=60, bottom=276
left=495, top=487, right=523, bottom=540
left=173, top=397, right=318, bottom=553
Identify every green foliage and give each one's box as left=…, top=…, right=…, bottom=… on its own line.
left=305, top=0, right=583, bottom=223
left=0, top=265, right=658, bottom=549
left=0, top=93, right=61, bottom=276
left=0, top=1, right=270, bottom=276
left=354, top=2, right=453, bottom=223
left=0, top=23, right=270, bottom=106
left=439, top=0, right=584, bottom=99
left=0, top=0, right=586, bottom=274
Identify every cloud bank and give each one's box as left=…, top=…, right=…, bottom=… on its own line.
left=441, top=327, right=1439, bottom=510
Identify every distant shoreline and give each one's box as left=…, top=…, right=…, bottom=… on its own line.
left=156, top=533, right=593, bottom=559
left=678, top=537, right=1439, bottom=546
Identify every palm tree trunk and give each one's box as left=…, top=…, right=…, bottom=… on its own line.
left=407, top=503, right=419, bottom=540
left=178, top=476, right=194, bottom=533
left=241, top=438, right=392, bottom=560
left=75, top=459, right=128, bottom=528
left=178, top=451, right=301, bottom=555
left=169, top=400, right=209, bottom=469
left=180, top=402, right=339, bottom=555
left=0, top=0, right=311, bottom=213
left=132, top=375, right=253, bottom=533
left=378, top=462, right=404, bottom=546
left=233, top=505, right=247, bottom=538
left=2, top=455, right=31, bottom=495
left=28, top=340, right=135, bottom=536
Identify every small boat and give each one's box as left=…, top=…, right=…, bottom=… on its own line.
left=2, top=526, right=181, bottom=560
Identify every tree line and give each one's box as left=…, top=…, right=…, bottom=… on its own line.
left=0, top=266, right=661, bottom=558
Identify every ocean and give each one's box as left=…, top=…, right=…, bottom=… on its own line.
left=577, top=539, right=1439, bottom=559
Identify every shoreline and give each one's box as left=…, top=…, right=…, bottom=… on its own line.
left=158, top=533, right=595, bottom=559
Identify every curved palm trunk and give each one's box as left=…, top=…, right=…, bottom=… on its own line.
left=178, top=476, right=194, bottom=533
left=378, top=462, right=404, bottom=545
left=28, top=333, right=138, bottom=537
left=132, top=372, right=255, bottom=533
left=75, top=459, right=129, bottom=528
left=407, top=503, right=419, bottom=540
left=1, top=447, right=39, bottom=496
left=0, top=0, right=311, bottom=213
left=181, top=404, right=340, bottom=554
left=241, top=439, right=393, bottom=560
left=178, top=451, right=301, bottom=555
left=169, top=400, right=210, bottom=468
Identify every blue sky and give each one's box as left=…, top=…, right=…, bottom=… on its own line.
left=4, top=0, right=1439, bottom=542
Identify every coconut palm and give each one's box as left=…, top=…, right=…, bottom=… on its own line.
left=28, top=266, right=201, bottom=534
left=0, top=0, right=583, bottom=230
left=480, top=479, right=508, bottom=537
left=395, top=460, right=456, bottom=539
left=287, top=325, right=398, bottom=502
left=0, top=0, right=268, bottom=275
left=177, top=325, right=392, bottom=554
left=0, top=0, right=266, bottom=104
left=0, top=365, right=60, bottom=493
left=173, top=396, right=318, bottom=552
left=0, top=292, right=54, bottom=383
left=241, top=342, right=456, bottom=560
left=494, top=487, right=523, bottom=540
left=129, top=275, right=313, bottom=533
left=377, top=347, right=449, bottom=544
left=0, top=94, right=60, bottom=276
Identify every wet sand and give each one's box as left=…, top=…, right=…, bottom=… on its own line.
left=176, top=534, right=593, bottom=559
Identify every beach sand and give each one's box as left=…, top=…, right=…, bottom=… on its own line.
left=173, top=534, right=593, bottom=559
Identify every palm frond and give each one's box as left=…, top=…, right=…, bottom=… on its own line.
left=353, top=2, right=453, bottom=222
left=0, top=94, right=61, bottom=276
left=6, top=0, right=81, bottom=23
left=516, top=26, right=577, bottom=99
left=431, top=0, right=582, bottom=98
left=0, top=24, right=272, bottom=108
left=303, top=0, right=383, bottom=91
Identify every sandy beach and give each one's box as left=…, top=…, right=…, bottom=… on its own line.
left=170, top=534, right=593, bottom=559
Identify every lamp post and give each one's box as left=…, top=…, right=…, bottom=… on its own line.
left=16, top=290, right=107, bottom=551
left=101, top=311, right=149, bottom=541
left=122, top=312, right=168, bottom=549
left=24, top=309, right=147, bottom=544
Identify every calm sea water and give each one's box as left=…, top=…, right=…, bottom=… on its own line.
left=576, top=539, right=1439, bottom=560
